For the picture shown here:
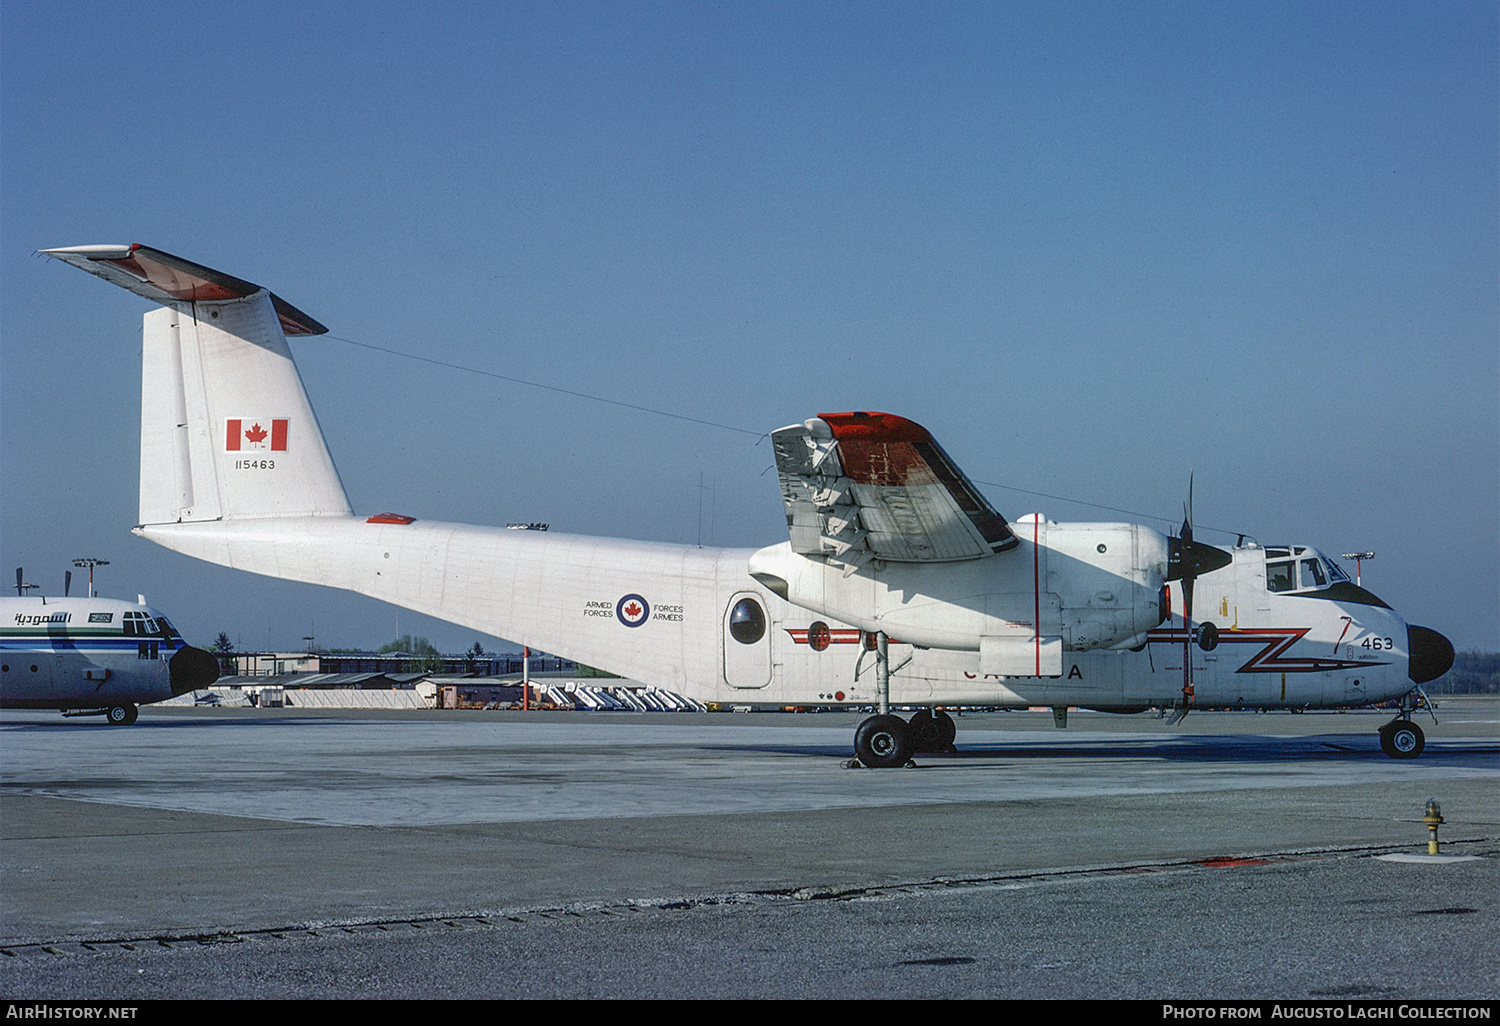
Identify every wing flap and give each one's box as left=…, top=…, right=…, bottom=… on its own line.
left=771, top=411, right=1015, bottom=568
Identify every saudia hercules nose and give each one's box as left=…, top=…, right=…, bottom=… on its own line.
left=169, top=645, right=222, bottom=695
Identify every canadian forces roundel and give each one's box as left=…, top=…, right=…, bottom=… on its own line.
left=616, top=594, right=650, bottom=628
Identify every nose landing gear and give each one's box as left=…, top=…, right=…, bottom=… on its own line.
left=1379, top=720, right=1424, bottom=759
left=105, top=703, right=138, bottom=726
left=1378, top=688, right=1434, bottom=759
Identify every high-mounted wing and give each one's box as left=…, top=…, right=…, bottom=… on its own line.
left=40, top=244, right=327, bottom=336
left=771, top=411, right=1016, bottom=573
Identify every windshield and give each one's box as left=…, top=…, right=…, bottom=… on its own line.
left=121, top=610, right=160, bottom=636
left=1265, top=548, right=1348, bottom=593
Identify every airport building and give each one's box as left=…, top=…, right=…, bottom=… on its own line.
left=222, top=650, right=579, bottom=677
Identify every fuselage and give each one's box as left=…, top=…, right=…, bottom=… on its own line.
left=137, top=515, right=1426, bottom=713
left=38, top=242, right=1450, bottom=728
left=0, top=597, right=219, bottom=710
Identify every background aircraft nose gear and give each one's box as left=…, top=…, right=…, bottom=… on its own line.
left=106, top=703, right=138, bottom=726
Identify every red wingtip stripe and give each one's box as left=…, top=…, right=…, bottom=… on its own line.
left=816, top=411, right=933, bottom=443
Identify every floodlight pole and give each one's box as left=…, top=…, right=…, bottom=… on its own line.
left=72, top=558, right=109, bottom=599
left=1341, top=551, right=1375, bottom=588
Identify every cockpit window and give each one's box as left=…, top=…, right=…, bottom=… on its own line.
left=121, top=611, right=160, bottom=636
left=1266, top=548, right=1350, bottom=593
left=1267, top=560, right=1296, bottom=592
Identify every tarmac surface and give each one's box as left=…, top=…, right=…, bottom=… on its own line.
left=2, top=698, right=1497, bottom=1000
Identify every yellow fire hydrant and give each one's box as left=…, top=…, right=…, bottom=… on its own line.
left=1422, top=799, right=1443, bottom=855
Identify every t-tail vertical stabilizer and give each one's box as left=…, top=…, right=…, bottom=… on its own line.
left=42, top=245, right=351, bottom=525
left=42, top=244, right=741, bottom=699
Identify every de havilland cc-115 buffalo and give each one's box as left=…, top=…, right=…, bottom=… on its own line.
left=42, top=244, right=1454, bottom=762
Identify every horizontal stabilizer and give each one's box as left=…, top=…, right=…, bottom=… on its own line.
left=41, top=244, right=327, bottom=336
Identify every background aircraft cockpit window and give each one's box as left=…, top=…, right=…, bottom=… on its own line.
left=1300, top=558, right=1327, bottom=589
left=121, top=611, right=160, bottom=636
left=1266, top=560, right=1296, bottom=592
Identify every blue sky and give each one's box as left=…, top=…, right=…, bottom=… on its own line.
left=3, top=2, right=1496, bottom=654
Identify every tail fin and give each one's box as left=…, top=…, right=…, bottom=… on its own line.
left=43, top=245, right=351, bottom=524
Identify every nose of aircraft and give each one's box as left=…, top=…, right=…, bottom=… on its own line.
left=1407, top=625, right=1455, bottom=684
left=169, top=645, right=221, bottom=694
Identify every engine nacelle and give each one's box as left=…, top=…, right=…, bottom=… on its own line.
left=748, top=517, right=1169, bottom=673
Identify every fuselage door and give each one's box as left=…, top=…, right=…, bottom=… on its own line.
left=723, top=593, right=772, bottom=689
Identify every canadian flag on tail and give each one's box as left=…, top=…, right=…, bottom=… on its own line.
left=226, top=418, right=288, bottom=452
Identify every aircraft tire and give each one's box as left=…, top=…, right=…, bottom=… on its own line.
left=106, top=703, right=138, bottom=726
left=854, top=714, right=912, bottom=768
left=908, top=709, right=938, bottom=753
left=909, top=709, right=958, bottom=753
left=1379, top=721, right=1424, bottom=759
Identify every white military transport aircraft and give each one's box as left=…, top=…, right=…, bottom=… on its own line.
left=43, top=244, right=1454, bottom=761
left=1, top=592, right=221, bottom=724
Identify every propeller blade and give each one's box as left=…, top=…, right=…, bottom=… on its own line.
left=14, top=568, right=21, bottom=598
left=1182, top=471, right=1194, bottom=545
left=64, top=571, right=72, bottom=597
left=1167, top=474, right=1211, bottom=725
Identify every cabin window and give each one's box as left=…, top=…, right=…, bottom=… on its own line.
left=1266, top=560, right=1296, bottom=593
left=728, top=597, right=767, bottom=644
left=1300, top=558, right=1327, bottom=589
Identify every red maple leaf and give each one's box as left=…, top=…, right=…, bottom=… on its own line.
left=244, top=422, right=268, bottom=444
left=624, top=602, right=641, bottom=618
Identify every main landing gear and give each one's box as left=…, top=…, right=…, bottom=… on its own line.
left=852, top=709, right=957, bottom=768
left=849, top=630, right=957, bottom=767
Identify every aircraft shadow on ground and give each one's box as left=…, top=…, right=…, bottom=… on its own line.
left=737, top=736, right=1500, bottom=765
left=0, top=715, right=345, bottom=732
